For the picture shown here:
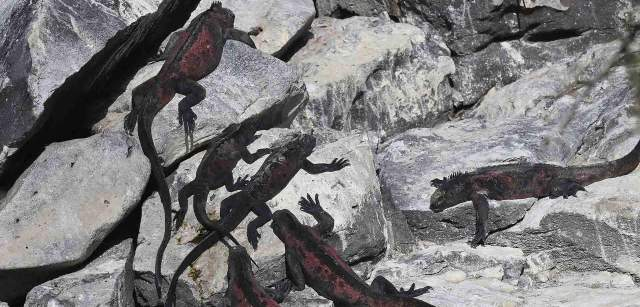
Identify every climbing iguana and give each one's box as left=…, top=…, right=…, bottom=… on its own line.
left=430, top=139, right=640, bottom=247
left=122, top=2, right=261, bottom=298
left=164, top=133, right=349, bottom=306
left=270, top=194, right=434, bottom=307
left=223, top=246, right=290, bottom=307
left=175, top=118, right=270, bottom=231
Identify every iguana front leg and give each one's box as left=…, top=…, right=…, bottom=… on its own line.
left=247, top=203, right=273, bottom=249
left=369, top=276, right=432, bottom=298
left=302, top=158, right=350, bottom=174
left=299, top=193, right=334, bottom=236
left=241, top=147, right=271, bottom=164
left=549, top=178, right=586, bottom=199
left=285, top=250, right=306, bottom=291
left=470, top=192, right=490, bottom=248
left=225, top=27, right=262, bottom=49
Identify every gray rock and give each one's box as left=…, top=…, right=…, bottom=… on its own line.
left=0, top=302, right=7, bottom=307
left=0, top=0, right=161, bottom=171
left=280, top=287, right=332, bottom=307
left=133, top=271, right=199, bottom=307
left=189, top=0, right=316, bottom=57
left=398, top=0, right=635, bottom=55
left=290, top=16, right=455, bottom=140
left=0, top=132, right=150, bottom=301
left=315, top=0, right=397, bottom=17
left=453, top=30, right=617, bottom=106
left=134, top=129, right=387, bottom=302
left=24, top=239, right=135, bottom=307
left=97, top=40, right=308, bottom=167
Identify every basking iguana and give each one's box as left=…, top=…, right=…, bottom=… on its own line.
left=223, top=246, right=290, bottom=307
left=164, top=132, right=350, bottom=306
left=430, top=139, right=640, bottom=247
left=122, top=2, right=261, bottom=297
left=270, top=194, right=434, bottom=307
left=175, top=118, right=270, bottom=231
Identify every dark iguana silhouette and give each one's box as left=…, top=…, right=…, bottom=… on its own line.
left=122, top=2, right=261, bottom=298
left=430, top=139, right=640, bottom=247
left=223, top=246, right=290, bottom=306
left=164, top=133, right=349, bottom=306
left=175, top=119, right=270, bottom=232
left=269, top=194, right=434, bottom=307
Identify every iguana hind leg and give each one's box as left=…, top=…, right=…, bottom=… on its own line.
left=247, top=203, right=273, bottom=250
left=549, top=178, right=586, bottom=199
left=174, top=79, right=206, bottom=151
left=176, top=181, right=206, bottom=231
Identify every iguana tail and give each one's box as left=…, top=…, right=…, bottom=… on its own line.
left=137, top=116, right=173, bottom=299
left=571, top=138, right=640, bottom=186
left=165, top=198, right=255, bottom=306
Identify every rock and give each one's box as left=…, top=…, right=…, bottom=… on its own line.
left=0, top=0, right=201, bottom=180
left=280, top=287, right=332, bottom=307
left=0, top=132, right=150, bottom=301
left=97, top=40, right=308, bottom=167
left=24, top=239, right=136, bottom=307
left=194, top=0, right=316, bottom=57
left=369, top=245, right=640, bottom=306
left=0, top=302, right=7, bottom=307
left=315, top=0, right=396, bottom=17
left=133, top=271, right=199, bottom=307
left=452, top=30, right=617, bottom=106
left=398, top=0, right=635, bottom=55
left=290, top=16, right=455, bottom=140
left=134, top=129, right=387, bottom=302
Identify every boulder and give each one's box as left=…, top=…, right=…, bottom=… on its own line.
left=0, top=132, right=150, bottom=301
left=134, top=129, right=388, bottom=302
left=97, top=40, right=308, bottom=167
left=398, top=0, right=635, bottom=55
left=369, top=243, right=640, bottom=306
left=452, top=31, right=618, bottom=106
left=290, top=16, right=455, bottom=141
left=203, top=0, right=316, bottom=57
left=24, top=239, right=135, bottom=307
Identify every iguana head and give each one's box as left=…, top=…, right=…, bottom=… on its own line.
left=271, top=209, right=300, bottom=239
left=429, top=172, right=469, bottom=213
left=209, top=2, right=235, bottom=28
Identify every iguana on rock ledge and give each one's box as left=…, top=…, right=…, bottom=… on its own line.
left=122, top=2, right=261, bottom=299
left=430, top=139, right=640, bottom=247
left=175, top=118, right=270, bottom=231
left=164, top=133, right=349, bottom=306
left=270, top=194, right=434, bottom=307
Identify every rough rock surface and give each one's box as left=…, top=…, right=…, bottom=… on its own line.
left=315, top=0, right=396, bottom=18
left=0, top=0, right=163, bottom=172
left=398, top=0, right=635, bottom=55
left=0, top=132, right=150, bottom=301
left=291, top=16, right=455, bottom=140
left=369, top=243, right=640, bottom=306
left=97, top=40, right=308, bottom=167
left=134, top=129, right=388, bottom=302
left=24, top=239, right=136, bottom=307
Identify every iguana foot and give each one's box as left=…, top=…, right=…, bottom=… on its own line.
left=248, top=227, right=261, bottom=250
left=299, top=193, right=322, bottom=214
left=468, top=230, right=487, bottom=248
left=398, top=283, right=432, bottom=298
left=248, top=26, right=263, bottom=36
left=549, top=179, right=585, bottom=199
left=172, top=208, right=187, bottom=232
left=178, top=108, right=197, bottom=144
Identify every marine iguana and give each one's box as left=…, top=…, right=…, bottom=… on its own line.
left=122, top=2, right=261, bottom=298
left=269, top=194, right=434, bottom=307
left=223, top=246, right=290, bottom=306
left=164, top=133, right=350, bottom=306
left=430, top=139, right=640, bottom=247
left=175, top=118, right=270, bottom=231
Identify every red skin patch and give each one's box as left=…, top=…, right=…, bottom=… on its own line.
left=281, top=227, right=415, bottom=306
